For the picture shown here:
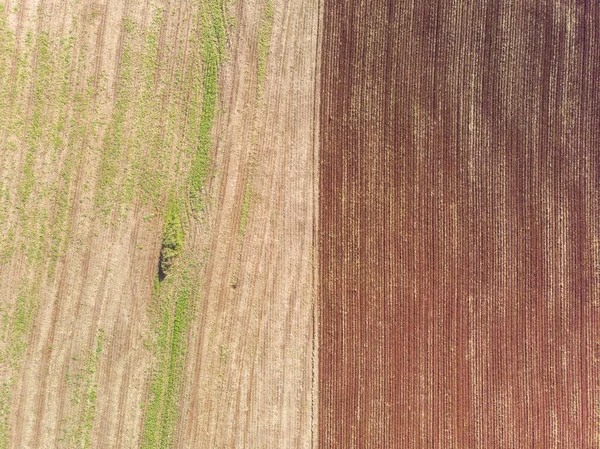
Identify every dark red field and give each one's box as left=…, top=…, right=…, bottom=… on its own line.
left=319, top=1, right=600, bottom=447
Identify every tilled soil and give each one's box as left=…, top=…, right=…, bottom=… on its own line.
left=319, top=1, right=600, bottom=447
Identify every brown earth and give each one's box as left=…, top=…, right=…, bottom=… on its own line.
left=319, top=1, right=600, bottom=448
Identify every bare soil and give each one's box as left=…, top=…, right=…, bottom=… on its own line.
left=319, top=1, right=600, bottom=448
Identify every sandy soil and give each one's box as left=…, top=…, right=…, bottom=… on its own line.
left=0, top=0, right=320, bottom=447
left=175, top=0, right=320, bottom=447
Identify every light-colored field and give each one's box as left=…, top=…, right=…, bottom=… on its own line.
left=174, top=0, right=319, bottom=446
left=0, top=0, right=319, bottom=447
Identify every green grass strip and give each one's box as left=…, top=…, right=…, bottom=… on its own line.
left=141, top=0, right=227, bottom=446
left=238, top=182, right=252, bottom=236
left=141, top=276, right=192, bottom=449
left=256, top=0, right=273, bottom=90
left=189, top=0, right=226, bottom=211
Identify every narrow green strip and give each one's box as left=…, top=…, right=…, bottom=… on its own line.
left=141, top=0, right=227, bottom=446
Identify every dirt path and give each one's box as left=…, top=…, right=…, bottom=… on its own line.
left=319, top=1, right=600, bottom=448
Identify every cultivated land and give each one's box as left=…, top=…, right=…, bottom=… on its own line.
left=319, top=1, right=599, bottom=448
left=0, top=0, right=318, bottom=447
left=2, top=0, right=599, bottom=447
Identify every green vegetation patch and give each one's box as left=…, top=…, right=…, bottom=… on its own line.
left=189, top=0, right=227, bottom=211
left=0, top=0, right=227, bottom=446
left=238, top=182, right=252, bottom=236
left=94, top=43, right=134, bottom=214
left=0, top=16, right=92, bottom=448
left=0, top=285, right=40, bottom=448
left=141, top=274, right=192, bottom=449
left=256, top=0, right=273, bottom=90
left=17, top=31, right=51, bottom=207
left=141, top=1, right=228, bottom=447
left=159, top=201, right=184, bottom=279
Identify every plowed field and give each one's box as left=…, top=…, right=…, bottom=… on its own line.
left=319, top=1, right=600, bottom=448
left=1, top=0, right=599, bottom=447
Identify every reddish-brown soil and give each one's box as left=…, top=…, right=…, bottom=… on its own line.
left=319, top=1, right=600, bottom=448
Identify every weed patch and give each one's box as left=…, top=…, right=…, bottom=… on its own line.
left=141, top=275, right=192, bottom=449
left=256, top=0, right=273, bottom=90
left=141, top=1, right=228, bottom=447
left=189, top=0, right=226, bottom=211
left=159, top=201, right=183, bottom=280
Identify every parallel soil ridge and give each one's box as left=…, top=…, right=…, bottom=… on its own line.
left=319, top=1, right=600, bottom=448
